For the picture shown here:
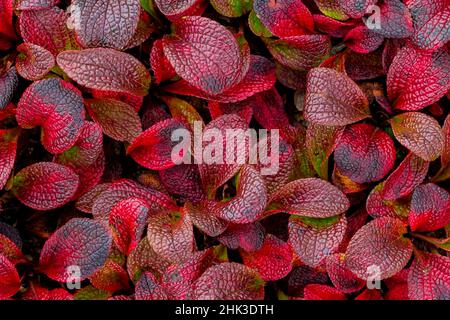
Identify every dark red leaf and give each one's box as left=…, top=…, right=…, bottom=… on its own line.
left=135, top=271, right=168, bottom=300
left=0, top=67, right=18, bottom=110
left=217, top=222, right=265, bottom=252
left=184, top=201, right=228, bottom=237
left=344, top=25, right=384, bottom=54
left=325, top=253, right=365, bottom=293
left=39, top=218, right=112, bottom=282
left=0, top=254, right=20, bottom=299
left=160, top=164, right=206, bottom=203
left=57, top=48, right=151, bottom=96
left=303, top=284, right=347, bottom=300
left=337, top=0, right=377, bottom=18
left=150, top=39, right=177, bottom=85
left=253, top=0, right=314, bottom=38
left=0, top=128, right=18, bottom=190
left=90, top=260, right=130, bottom=293
left=154, top=0, right=206, bottom=21
left=304, top=68, right=370, bottom=126
left=11, top=162, right=79, bottom=211
left=192, top=262, right=265, bottom=300
left=16, top=43, right=55, bottom=81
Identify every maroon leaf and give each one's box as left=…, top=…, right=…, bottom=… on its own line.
left=407, top=0, right=450, bottom=50
left=39, top=218, right=112, bottom=282
left=16, top=43, right=55, bottom=81
left=135, top=271, right=168, bottom=300
left=215, top=165, right=267, bottom=224
left=0, top=67, right=18, bottom=110
left=334, top=123, right=396, bottom=184
left=267, top=35, right=331, bottom=71
left=184, top=201, right=228, bottom=237
left=162, top=16, right=247, bottom=95
left=160, top=164, right=206, bottom=203
left=408, top=251, right=450, bottom=300
left=109, top=198, right=149, bottom=255
left=90, top=260, right=130, bottom=293
left=326, top=253, right=365, bottom=293
left=11, top=162, right=79, bottom=211
left=15, top=0, right=59, bottom=10
left=154, top=0, right=206, bottom=21
left=344, top=25, right=384, bottom=54
left=338, top=0, right=377, bottom=18
left=253, top=0, right=314, bottom=38
left=192, top=262, right=265, bottom=300
left=69, top=0, right=141, bottom=50
left=0, top=254, right=20, bottom=299
left=217, top=222, right=265, bottom=252
left=346, top=217, right=413, bottom=280
left=289, top=215, right=347, bottom=267
left=409, top=183, right=450, bottom=232
left=0, top=128, right=18, bottom=190
left=304, top=68, right=370, bottom=126
left=16, top=78, right=85, bottom=154
left=85, top=98, right=142, bottom=142
left=373, top=0, right=414, bottom=38
left=127, top=119, right=187, bottom=170
left=19, top=7, right=75, bottom=55
left=382, top=153, right=429, bottom=200
left=387, top=46, right=450, bottom=111
left=268, top=178, right=350, bottom=218
left=57, top=48, right=151, bottom=96
left=147, top=210, right=194, bottom=264
left=303, top=284, right=347, bottom=300
left=390, top=111, right=444, bottom=161
left=150, top=39, right=177, bottom=85
left=241, top=234, right=293, bottom=281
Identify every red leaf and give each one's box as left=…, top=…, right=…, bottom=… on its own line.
left=313, top=0, right=349, bottom=20
left=253, top=0, right=314, bottom=38
left=382, top=153, right=429, bottom=200
left=57, top=48, right=151, bottom=96
left=11, top=162, right=79, bottom=211
left=86, top=98, right=142, bottom=142
left=288, top=265, right=329, bottom=296
left=344, top=25, right=384, bottom=54
left=346, top=217, right=413, bottom=280
left=55, top=121, right=103, bottom=169
left=303, top=284, right=347, bottom=300
left=160, top=164, right=206, bottom=203
left=408, top=252, right=450, bottom=300
left=127, top=119, right=187, bottom=170
left=198, top=114, right=249, bottom=194
left=313, top=14, right=356, bottom=38
left=135, top=271, right=168, bottom=300
left=162, top=16, right=247, bottom=95
left=16, top=43, right=55, bottom=81
left=69, top=0, right=140, bottom=50
left=75, top=182, right=111, bottom=213
left=289, top=215, right=347, bottom=267
left=39, top=218, right=112, bottom=282
left=0, top=67, right=18, bottom=110
left=71, top=149, right=105, bottom=200
left=91, top=89, right=143, bottom=112
left=267, top=35, right=331, bottom=71
left=334, top=123, right=396, bottom=184
left=217, top=222, right=265, bottom=252
left=22, top=284, right=73, bottom=300
left=406, top=0, right=450, bottom=50
left=19, top=7, right=74, bottom=55
left=325, top=253, right=365, bottom=293
left=0, top=254, right=20, bottom=300
left=241, top=234, right=293, bottom=281
left=366, top=181, right=411, bottom=220
left=91, top=179, right=177, bottom=221
left=0, top=233, right=26, bottom=265
left=337, top=0, right=377, bottom=18
left=162, top=55, right=276, bottom=103
left=90, top=260, right=130, bottom=293
left=109, top=198, right=149, bottom=255
left=387, top=46, right=450, bottom=111
left=209, top=100, right=253, bottom=125
left=306, top=123, right=344, bottom=180
left=354, top=288, right=383, bottom=300
left=192, top=262, right=265, bottom=300
left=0, top=0, right=16, bottom=40
left=373, top=0, right=414, bottom=38
left=15, top=0, right=59, bottom=10
left=154, top=0, right=206, bottom=21
left=215, top=165, right=268, bottom=224
left=268, top=178, right=350, bottom=218
left=390, top=111, right=444, bottom=161
left=185, top=201, right=228, bottom=237
left=16, top=78, right=85, bottom=154
left=147, top=210, right=194, bottom=264
left=0, top=128, right=18, bottom=190
left=409, top=183, right=450, bottom=232
left=150, top=39, right=177, bottom=85
left=304, top=68, right=370, bottom=126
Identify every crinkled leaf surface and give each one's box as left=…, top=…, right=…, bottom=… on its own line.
left=217, top=222, right=265, bottom=252
left=268, top=178, right=350, bottom=218
left=69, top=0, right=140, bottom=50
left=346, top=217, right=413, bottom=280
left=39, top=218, right=112, bottom=282
left=390, top=112, right=444, bottom=161
left=15, top=0, right=59, bottom=10
left=154, top=0, right=206, bottom=20
left=184, top=201, right=228, bottom=237
left=16, top=43, right=55, bottom=81
left=11, top=162, right=79, bottom=211
left=0, top=254, right=20, bottom=299
left=409, top=183, right=450, bottom=232
left=304, top=68, right=370, bottom=126
left=57, top=48, right=151, bottom=96
left=326, top=253, right=365, bottom=293
left=0, top=128, right=18, bottom=190
left=334, top=123, right=396, bottom=184
left=0, top=67, right=18, bottom=110
left=192, top=262, right=264, bottom=300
